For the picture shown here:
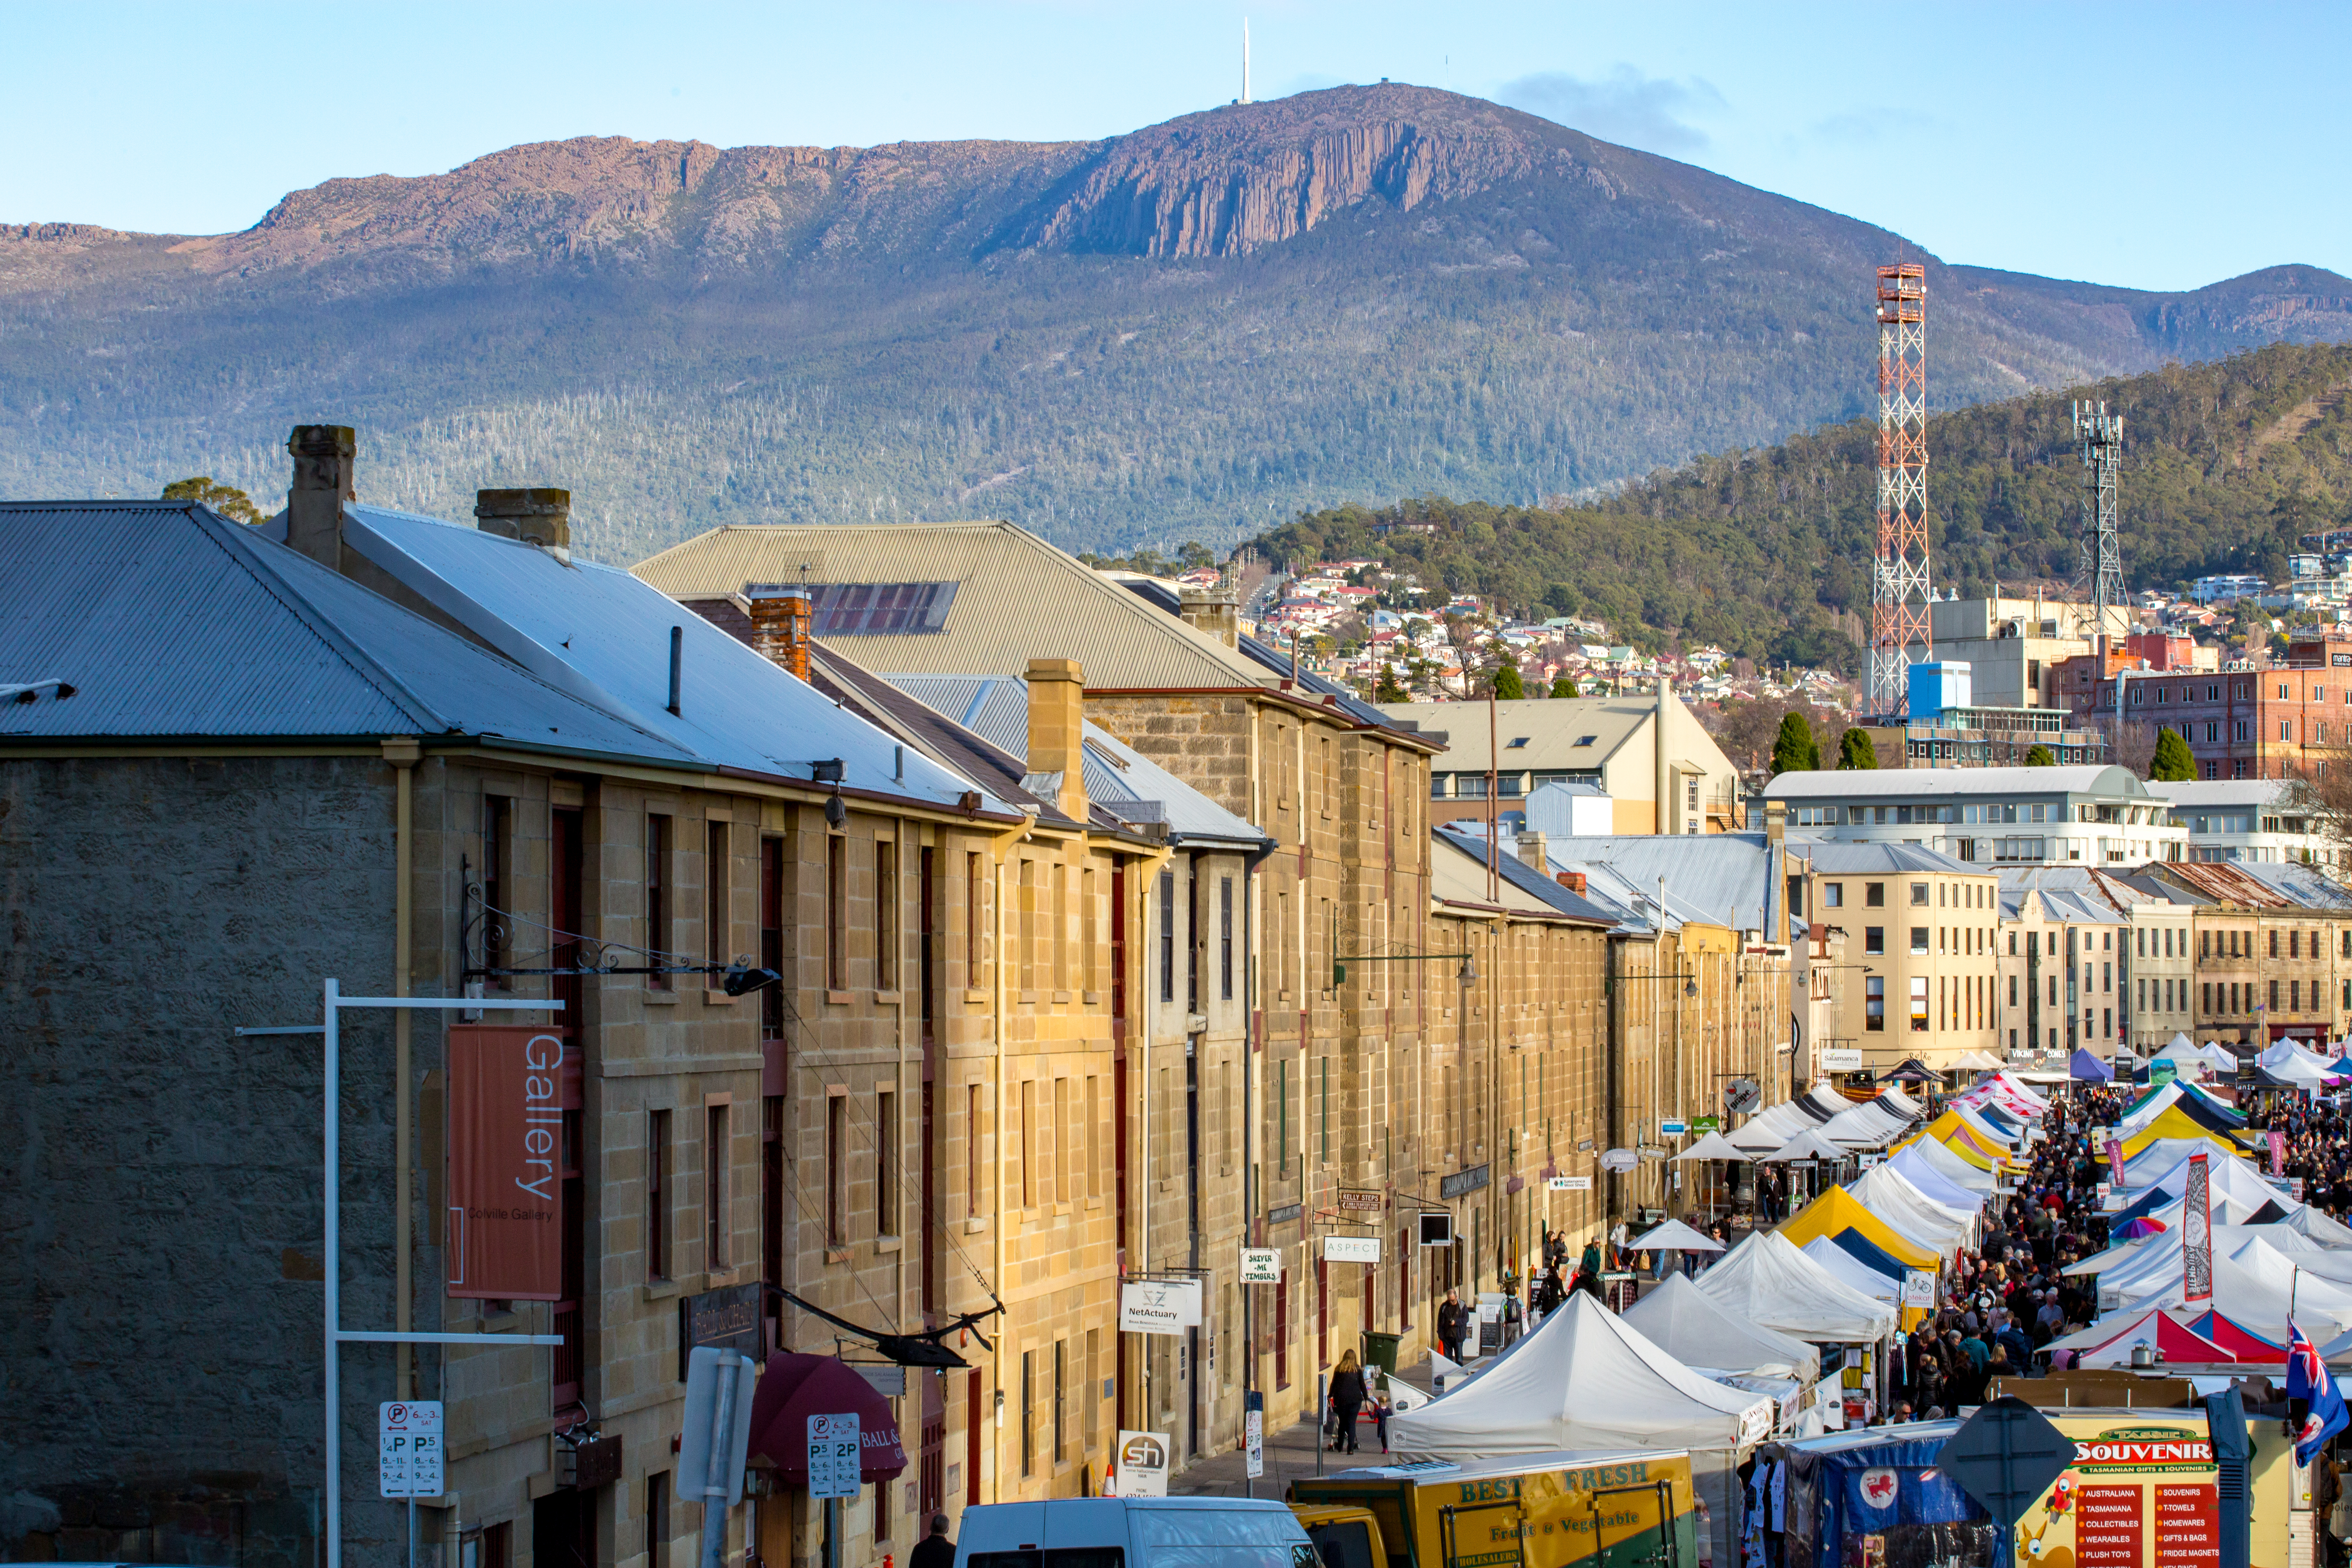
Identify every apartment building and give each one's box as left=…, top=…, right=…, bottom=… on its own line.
left=2149, top=780, right=2346, bottom=869
left=2088, top=626, right=2352, bottom=781
left=2139, top=861, right=2352, bottom=1049
left=1767, top=765, right=2186, bottom=867
left=1782, top=844, right=2002, bottom=1075
left=1381, top=681, right=1743, bottom=835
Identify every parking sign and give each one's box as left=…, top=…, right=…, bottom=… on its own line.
left=807, top=1412, right=862, bottom=1501
left=379, top=1402, right=445, bottom=1499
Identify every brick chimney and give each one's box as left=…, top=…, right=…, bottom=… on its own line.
left=1179, top=583, right=1241, bottom=648
left=1025, top=657, right=1089, bottom=821
left=742, top=586, right=814, bottom=682
left=474, top=488, right=571, bottom=551
left=285, top=425, right=356, bottom=572
left=1764, top=800, right=1786, bottom=845
left=1516, top=830, right=1549, bottom=872
left=1555, top=870, right=1588, bottom=896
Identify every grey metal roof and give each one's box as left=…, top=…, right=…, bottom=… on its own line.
left=2145, top=780, right=2294, bottom=808
left=339, top=505, right=1009, bottom=811
left=0, top=500, right=696, bottom=764
left=1784, top=842, right=1977, bottom=875
left=1517, top=832, right=1786, bottom=934
left=880, top=672, right=1268, bottom=846
left=1766, top=765, right=2146, bottom=800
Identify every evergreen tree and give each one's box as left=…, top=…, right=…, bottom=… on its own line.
left=1492, top=653, right=1525, bottom=700
left=1771, top=712, right=1818, bottom=776
left=1836, top=727, right=1879, bottom=771
left=2149, top=727, right=2196, bottom=781
left=1374, top=663, right=1408, bottom=702
left=2024, top=744, right=2057, bottom=767
left=1550, top=675, right=1577, bottom=699
left=162, top=475, right=267, bottom=525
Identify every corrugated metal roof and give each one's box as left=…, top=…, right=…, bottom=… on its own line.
left=2145, top=780, right=2294, bottom=808
left=1767, top=765, right=2144, bottom=800
left=2154, top=858, right=2352, bottom=910
left=0, top=500, right=698, bottom=766
left=1517, top=832, right=1784, bottom=933
left=1378, top=697, right=1655, bottom=772
left=1784, top=842, right=1974, bottom=875
left=634, top=521, right=1265, bottom=692
left=344, top=506, right=1010, bottom=812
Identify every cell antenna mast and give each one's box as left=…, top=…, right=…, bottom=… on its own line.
left=1243, top=20, right=1252, bottom=104
left=2075, top=400, right=2126, bottom=652
left=1868, top=263, right=1933, bottom=718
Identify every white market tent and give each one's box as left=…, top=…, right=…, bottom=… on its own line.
left=1695, top=1231, right=1898, bottom=1343
left=1386, top=1292, right=1770, bottom=1564
left=1760, top=1129, right=1851, bottom=1163
left=1621, top=1272, right=1820, bottom=1380
left=1728, top=1101, right=1821, bottom=1154
left=2115, top=1233, right=2352, bottom=1340
left=1952, top=1049, right=2005, bottom=1071
left=1846, top=1166, right=1971, bottom=1258
left=1631, top=1218, right=1728, bottom=1254
left=1881, top=1145, right=1986, bottom=1211
left=2123, top=1138, right=2255, bottom=1184
left=1820, top=1100, right=1911, bottom=1147
left=2128, top=1149, right=2287, bottom=1211
left=1675, top=1131, right=1755, bottom=1163
left=1803, top=1085, right=1859, bottom=1120
left=1878, top=1087, right=1926, bottom=1119
left=1800, top=1235, right=1904, bottom=1308
left=1901, top=1133, right=2000, bottom=1194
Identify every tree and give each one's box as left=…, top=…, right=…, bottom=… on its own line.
left=1492, top=651, right=1525, bottom=700
left=162, top=476, right=267, bottom=526
left=2149, top=726, right=2196, bottom=782
left=1771, top=711, right=1819, bottom=776
left=1550, top=675, right=1577, bottom=699
left=1836, top=727, right=1879, bottom=771
left=2024, top=744, right=2057, bottom=767
left=1374, top=663, right=1408, bottom=702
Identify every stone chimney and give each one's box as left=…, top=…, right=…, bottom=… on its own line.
left=1764, top=800, right=1786, bottom=845
left=1025, top=657, right=1089, bottom=822
left=1179, top=582, right=1241, bottom=648
left=1516, top=830, right=1549, bottom=872
left=742, top=586, right=814, bottom=682
left=474, top=488, right=572, bottom=551
left=1555, top=870, right=1588, bottom=896
left=285, top=425, right=356, bottom=572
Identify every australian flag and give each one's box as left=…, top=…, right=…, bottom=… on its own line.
left=2287, top=1319, right=2348, bottom=1465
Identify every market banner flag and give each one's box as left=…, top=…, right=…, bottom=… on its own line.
left=446, top=1025, right=566, bottom=1300
left=2181, top=1153, right=2213, bottom=1307
left=2287, top=1320, right=2348, bottom=1465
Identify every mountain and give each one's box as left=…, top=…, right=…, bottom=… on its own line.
left=4, top=85, right=2350, bottom=563
left=1250, top=339, right=2352, bottom=670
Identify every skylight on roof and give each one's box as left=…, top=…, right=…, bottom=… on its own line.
left=1573, top=734, right=1598, bottom=747
left=804, top=582, right=958, bottom=635
left=1506, top=736, right=1530, bottom=748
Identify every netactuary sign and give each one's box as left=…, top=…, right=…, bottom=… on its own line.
left=1119, top=1278, right=1203, bottom=1335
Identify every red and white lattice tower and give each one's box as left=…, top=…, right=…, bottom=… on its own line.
left=1868, top=263, right=1933, bottom=718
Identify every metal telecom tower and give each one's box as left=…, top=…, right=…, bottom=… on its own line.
left=2074, top=400, right=2126, bottom=651
left=1868, top=263, right=1933, bottom=717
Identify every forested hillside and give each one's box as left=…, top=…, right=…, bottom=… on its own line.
left=1253, top=341, right=2352, bottom=668
left=4, top=85, right=2350, bottom=564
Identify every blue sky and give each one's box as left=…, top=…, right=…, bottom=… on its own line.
left=3, top=0, right=2342, bottom=294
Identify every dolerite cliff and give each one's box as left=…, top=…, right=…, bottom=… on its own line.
left=3, top=84, right=2349, bottom=563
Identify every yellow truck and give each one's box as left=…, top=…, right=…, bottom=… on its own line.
left=1290, top=1450, right=1702, bottom=1568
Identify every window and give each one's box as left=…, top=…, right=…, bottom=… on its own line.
left=705, top=821, right=729, bottom=984
left=1911, top=927, right=1930, bottom=955
left=966, top=1084, right=983, bottom=1218
left=802, top=580, right=959, bottom=635
left=1085, top=1075, right=1102, bottom=1198
left=1865, top=927, right=1885, bottom=955
left=825, top=1092, right=846, bottom=1247
left=1085, top=1329, right=1101, bottom=1452
left=1158, top=870, right=1175, bottom=1003
left=876, top=1090, right=897, bottom=1235
left=2271, top=980, right=2281, bottom=1011
left=1052, top=1339, right=1067, bottom=1465
left=760, top=839, right=786, bottom=1037
left=1911, top=976, right=1930, bottom=1032
left=2271, top=929, right=2281, bottom=958
left=1865, top=882, right=1886, bottom=907
left=826, top=834, right=846, bottom=991
left=2009, top=975, right=2018, bottom=1007
left=877, top=840, right=899, bottom=991
left=1278, top=1058, right=1289, bottom=1174
left=1020, top=1349, right=1036, bottom=1477
left=1574, top=733, right=1598, bottom=747
left=1866, top=976, right=1885, bottom=1031
left=1019, top=860, right=1038, bottom=993
left=704, top=1103, right=729, bottom=1269
left=648, top=1109, right=672, bottom=1280
left=1219, top=875, right=1235, bottom=1000
left=1016, top=1080, right=1033, bottom=1207
left=1823, top=882, right=1844, bottom=908
left=647, top=814, right=673, bottom=987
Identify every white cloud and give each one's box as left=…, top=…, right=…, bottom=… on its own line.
left=1496, top=66, right=1726, bottom=156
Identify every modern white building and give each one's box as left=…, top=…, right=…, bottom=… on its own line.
left=2147, top=779, right=2346, bottom=869
left=1764, top=765, right=2188, bottom=867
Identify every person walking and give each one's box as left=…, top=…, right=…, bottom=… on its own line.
left=911, top=1515, right=955, bottom=1568
left=1329, top=1349, right=1369, bottom=1453
left=1437, top=1288, right=1470, bottom=1363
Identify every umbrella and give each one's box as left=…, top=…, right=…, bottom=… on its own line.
left=1759, top=1129, right=1849, bottom=1163
left=746, top=1352, right=908, bottom=1484
left=2116, top=1216, right=2169, bottom=1240
left=1674, top=1131, right=1755, bottom=1163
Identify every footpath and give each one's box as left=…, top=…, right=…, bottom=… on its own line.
left=1169, top=1354, right=1445, bottom=1497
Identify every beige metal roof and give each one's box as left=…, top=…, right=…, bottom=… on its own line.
left=634, top=521, right=1271, bottom=691
left=1376, top=696, right=1654, bottom=773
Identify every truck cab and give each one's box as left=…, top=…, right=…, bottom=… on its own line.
left=954, top=1497, right=1317, bottom=1568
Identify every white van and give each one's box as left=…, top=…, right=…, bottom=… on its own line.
left=952, top=1497, right=1316, bottom=1568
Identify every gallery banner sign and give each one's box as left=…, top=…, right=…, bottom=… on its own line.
left=446, top=1025, right=566, bottom=1300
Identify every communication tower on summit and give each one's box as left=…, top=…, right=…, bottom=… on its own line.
left=1867, top=264, right=1933, bottom=719
left=2074, top=401, right=2126, bottom=652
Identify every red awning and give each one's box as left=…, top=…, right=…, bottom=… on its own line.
left=746, top=1353, right=908, bottom=1485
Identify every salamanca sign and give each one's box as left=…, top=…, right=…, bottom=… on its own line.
left=446, top=1025, right=566, bottom=1300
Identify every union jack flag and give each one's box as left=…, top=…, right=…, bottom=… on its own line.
left=2287, top=1319, right=2348, bottom=1465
